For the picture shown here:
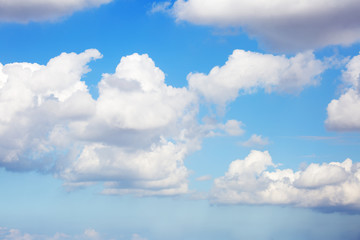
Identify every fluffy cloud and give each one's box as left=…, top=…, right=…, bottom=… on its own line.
left=0, top=0, right=112, bottom=23
left=0, top=50, right=199, bottom=196
left=0, top=49, right=101, bottom=171
left=240, top=134, right=269, bottom=148
left=170, top=0, right=360, bottom=51
left=211, top=150, right=360, bottom=210
left=220, top=120, right=244, bottom=136
left=326, top=54, right=360, bottom=131
left=188, top=50, right=325, bottom=105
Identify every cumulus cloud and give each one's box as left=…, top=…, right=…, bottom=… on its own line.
left=0, top=50, right=199, bottom=196
left=211, top=150, right=360, bottom=211
left=0, top=0, right=112, bottom=23
left=169, top=0, right=360, bottom=51
left=188, top=50, right=325, bottom=105
left=240, top=134, right=269, bottom=148
left=326, top=53, right=360, bottom=131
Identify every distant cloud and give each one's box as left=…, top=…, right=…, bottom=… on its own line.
left=188, top=50, right=325, bottom=105
left=221, top=120, right=244, bottom=136
left=240, top=134, right=269, bottom=148
left=131, top=233, right=148, bottom=240
left=0, top=227, right=132, bottom=240
left=201, top=118, right=244, bottom=137
left=211, top=150, right=360, bottom=212
left=196, top=175, right=212, bottom=181
left=83, top=229, right=100, bottom=240
left=169, top=0, right=360, bottom=51
left=326, top=53, right=360, bottom=131
left=150, top=1, right=171, bottom=14
left=0, top=0, right=112, bottom=23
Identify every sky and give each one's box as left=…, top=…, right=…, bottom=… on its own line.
left=1, top=0, right=360, bottom=239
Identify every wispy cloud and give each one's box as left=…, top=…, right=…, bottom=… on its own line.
left=150, top=1, right=172, bottom=14
left=240, top=134, right=269, bottom=148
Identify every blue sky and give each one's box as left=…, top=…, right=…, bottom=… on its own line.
left=1, top=0, right=360, bottom=240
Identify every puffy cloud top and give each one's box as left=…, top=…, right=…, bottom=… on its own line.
left=188, top=50, right=325, bottom=105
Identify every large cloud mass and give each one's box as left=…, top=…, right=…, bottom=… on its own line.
left=170, top=0, right=360, bottom=51
left=0, top=49, right=198, bottom=196
left=0, top=0, right=112, bottom=23
left=211, top=150, right=360, bottom=211
left=188, top=50, right=325, bottom=105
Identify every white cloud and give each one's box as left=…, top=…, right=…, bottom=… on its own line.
left=0, top=50, right=200, bottom=196
left=188, top=50, right=325, bottom=105
left=0, top=0, right=112, bottom=23
left=211, top=150, right=360, bottom=210
left=240, top=134, right=269, bottom=148
left=0, top=49, right=101, bottom=171
left=326, top=53, right=360, bottom=131
left=170, top=0, right=360, bottom=51
left=220, top=120, right=244, bottom=136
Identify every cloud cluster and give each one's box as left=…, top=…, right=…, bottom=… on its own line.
left=0, top=0, right=112, bottom=23
left=0, top=227, right=144, bottom=240
left=170, top=0, right=360, bottom=51
left=326, top=53, right=360, bottom=131
left=188, top=50, right=325, bottom=105
left=211, top=150, right=360, bottom=211
left=0, top=48, right=331, bottom=198
left=0, top=49, right=198, bottom=196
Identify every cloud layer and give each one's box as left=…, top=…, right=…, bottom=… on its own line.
left=211, top=150, right=360, bottom=211
left=170, top=0, right=360, bottom=51
left=0, top=0, right=112, bottom=23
